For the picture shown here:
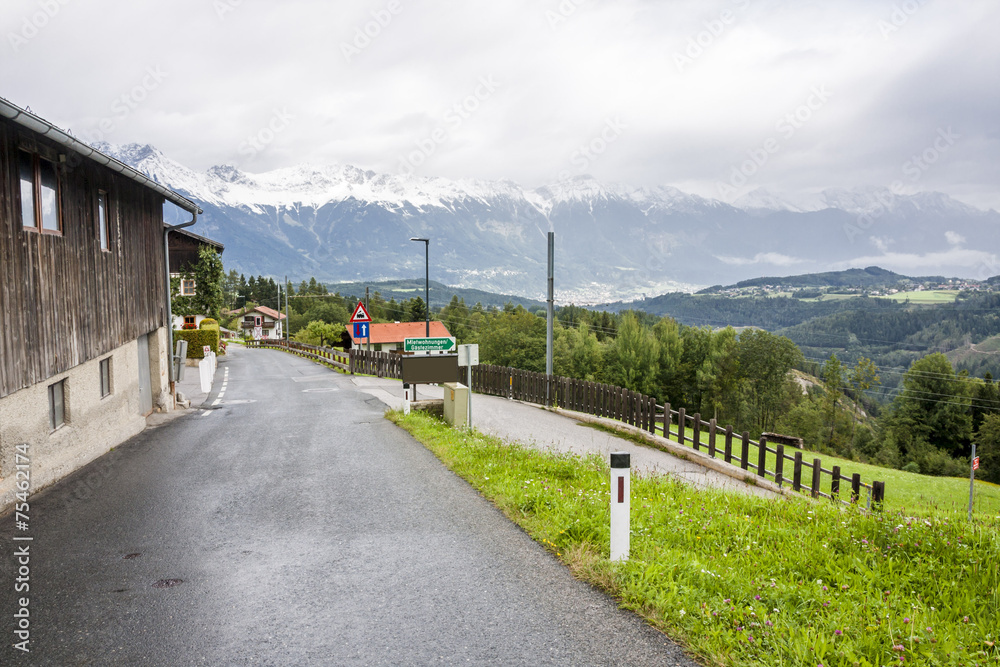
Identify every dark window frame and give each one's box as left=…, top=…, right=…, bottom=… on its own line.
left=99, top=357, right=112, bottom=398
left=97, top=190, right=110, bottom=251
left=18, top=149, right=63, bottom=235
left=49, top=379, right=67, bottom=431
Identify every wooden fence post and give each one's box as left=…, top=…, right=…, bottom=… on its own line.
left=708, top=418, right=717, bottom=458
left=775, top=444, right=785, bottom=487
left=648, top=397, right=657, bottom=434
left=872, top=481, right=885, bottom=506
left=811, top=459, right=822, bottom=499
left=740, top=431, right=750, bottom=470
left=851, top=473, right=861, bottom=504
left=793, top=451, right=803, bottom=491
left=678, top=408, right=686, bottom=445
left=757, top=436, right=768, bottom=478
left=662, top=402, right=670, bottom=438
left=693, top=414, right=701, bottom=451
left=831, top=466, right=841, bottom=499
left=724, top=426, right=733, bottom=464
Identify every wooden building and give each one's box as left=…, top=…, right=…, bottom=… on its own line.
left=168, top=227, right=225, bottom=329
left=0, top=96, right=202, bottom=513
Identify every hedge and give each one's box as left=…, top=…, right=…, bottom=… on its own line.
left=173, top=328, right=220, bottom=358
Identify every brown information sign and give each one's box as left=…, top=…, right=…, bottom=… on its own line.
left=401, top=355, right=460, bottom=384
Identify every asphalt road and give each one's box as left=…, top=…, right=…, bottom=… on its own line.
left=2, top=347, right=697, bottom=666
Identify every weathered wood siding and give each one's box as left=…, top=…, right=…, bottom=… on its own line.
left=0, top=117, right=167, bottom=398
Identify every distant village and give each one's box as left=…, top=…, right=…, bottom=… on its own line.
left=710, top=277, right=996, bottom=299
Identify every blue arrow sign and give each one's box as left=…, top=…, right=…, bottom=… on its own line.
left=354, top=322, right=370, bottom=339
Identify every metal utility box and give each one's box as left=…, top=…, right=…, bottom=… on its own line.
left=401, top=354, right=459, bottom=384
left=442, top=382, right=469, bottom=428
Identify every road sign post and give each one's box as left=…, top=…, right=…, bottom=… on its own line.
left=404, top=337, right=456, bottom=353
left=458, top=344, right=479, bottom=428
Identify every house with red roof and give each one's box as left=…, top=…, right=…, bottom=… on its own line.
left=345, top=321, right=452, bottom=351
left=239, top=306, right=286, bottom=340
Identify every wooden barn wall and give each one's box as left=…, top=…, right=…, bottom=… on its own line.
left=0, top=117, right=168, bottom=398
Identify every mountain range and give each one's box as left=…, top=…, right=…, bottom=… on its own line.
left=100, top=143, right=1000, bottom=304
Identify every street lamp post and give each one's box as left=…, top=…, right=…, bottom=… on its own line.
left=410, top=237, right=430, bottom=337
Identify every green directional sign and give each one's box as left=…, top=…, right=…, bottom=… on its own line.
left=404, top=337, right=456, bottom=352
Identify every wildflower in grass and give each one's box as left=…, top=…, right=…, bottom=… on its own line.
left=754, top=595, right=761, bottom=601
left=963, top=616, right=969, bottom=623
left=903, top=617, right=911, bottom=624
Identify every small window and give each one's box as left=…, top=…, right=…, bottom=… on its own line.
left=39, top=159, right=60, bottom=232
left=19, top=151, right=36, bottom=229
left=180, top=279, right=196, bottom=296
left=99, top=358, right=112, bottom=397
left=49, top=379, right=66, bottom=431
left=97, top=191, right=109, bottom=251
left=18, top=151, right=62, bottom=234
left=183, top=316, right=196, bottom=328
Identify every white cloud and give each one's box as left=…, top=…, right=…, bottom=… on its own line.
left=944, top=231, right=966, bottom=246
left=1, top=0, right=998, bottom=208
left=830, top=247, right=993, bottom=274
left=715, top=252, right=805, bottom=267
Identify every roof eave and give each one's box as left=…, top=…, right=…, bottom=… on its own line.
left=0, top=96, right=202, bottom=216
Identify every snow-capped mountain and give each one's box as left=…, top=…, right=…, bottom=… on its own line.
left=99, top=143, right=999, bottom=303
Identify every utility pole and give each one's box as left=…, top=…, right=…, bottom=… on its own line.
left=546, top=231, right=554, bottom=406
left=284, top=275, right=290, bottom=343
left=365, top=285, right=371, bottom=352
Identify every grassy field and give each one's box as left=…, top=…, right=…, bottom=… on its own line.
left=598, top=419, right=1000, bottom=521
left=390, top=410, right=1000, bottom=667
left=880, top=290, right=960, bottom=304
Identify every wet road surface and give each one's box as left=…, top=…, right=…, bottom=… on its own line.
left=2, top=347, right=697, bottom=666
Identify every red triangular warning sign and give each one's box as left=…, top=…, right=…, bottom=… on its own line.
left=350, top=301, right=372, bottom=323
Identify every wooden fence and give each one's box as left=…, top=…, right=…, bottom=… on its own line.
left=248, top=343, right=885, bottom=507
left=471, top=363, right=883, bottom=507
left=244, top=339, right=350, bottom=371
left=348, top=348, right=402, bottom=378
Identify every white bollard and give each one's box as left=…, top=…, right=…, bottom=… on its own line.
left=610, top=451, right=631, bottom=562
left=403, top=382, right=411, bottom=415
left=199, top=357, right=212, bottom=394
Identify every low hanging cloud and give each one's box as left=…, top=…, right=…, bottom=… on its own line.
left=715, top=252, right=806, bottom=267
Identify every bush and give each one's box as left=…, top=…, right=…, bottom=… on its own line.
left=174, top=329, right=220, bottom=358
left=902, top=461, right=921, bottom=474
left=199, top=318, right=219, bottom=330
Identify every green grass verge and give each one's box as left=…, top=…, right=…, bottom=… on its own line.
left=389, top=409, right=1000, bottom=667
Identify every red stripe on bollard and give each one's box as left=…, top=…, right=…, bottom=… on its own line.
left=618, top=476, right=624, bottom=503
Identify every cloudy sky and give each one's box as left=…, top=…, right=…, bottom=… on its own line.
left=3, top=0, right=999, bottom=210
